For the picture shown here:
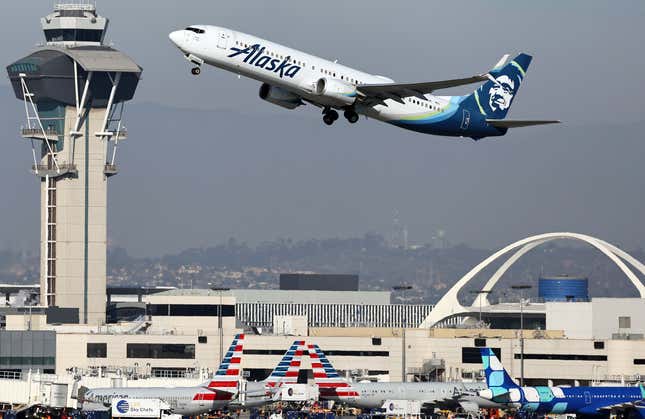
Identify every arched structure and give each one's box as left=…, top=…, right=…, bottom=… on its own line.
left=420, top=232, right=645, bottom=328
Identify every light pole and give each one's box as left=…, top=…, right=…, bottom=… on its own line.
left=210, top=286, right=230, bottom=364
left=469, top=290, right=492, bottom=324
left=511, top=284, right=532, bottom=386
left=393, top=285, right=413, bottom=383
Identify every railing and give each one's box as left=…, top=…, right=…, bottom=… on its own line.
left=21, top=128, right=60, bottom=140
left=104, top=164, right=118, bottom=175
left=55, top=3, right=96, bottom=11
left=32, top=164, right=77, bottom=174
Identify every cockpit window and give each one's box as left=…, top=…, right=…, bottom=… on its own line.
left=185, top=27, right=205, bottom=34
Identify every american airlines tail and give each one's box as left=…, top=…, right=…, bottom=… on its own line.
left=307, top=344, right=359, bottom=398
left=263, top=340, right=306, bottom=388
left=205, top=333, right=245, bottom=393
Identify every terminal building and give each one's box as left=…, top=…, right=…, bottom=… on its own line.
left=2, top=3, right=645, bottom=411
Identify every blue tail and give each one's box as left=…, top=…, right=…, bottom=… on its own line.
left=480, top=348, right=519, bottom=390
left=466, top=53, right=532, bottom=120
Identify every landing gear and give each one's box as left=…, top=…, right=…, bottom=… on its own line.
left=344, top=109, right=359, bottom=123
left=191, top=67, right=201, bottom=76
left=322, top=108, right=339, bottom=126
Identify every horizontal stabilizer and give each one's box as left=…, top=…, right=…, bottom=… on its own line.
left=486, top=119, right=561, bottom=128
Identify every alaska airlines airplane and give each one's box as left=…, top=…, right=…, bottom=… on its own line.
left=82, top=336, right=306, bottom=415
left=479, top=348, right=645, bottom=417
left=169, top=26, right=558, bottom=140
left=308, top=344, right=499, bottom=413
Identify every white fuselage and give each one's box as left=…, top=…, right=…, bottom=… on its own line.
left=83, top=386, right=234, bottom=416
left=324, top=381, right=499, bottom=410
left=169, top=26, right=451, bottom=122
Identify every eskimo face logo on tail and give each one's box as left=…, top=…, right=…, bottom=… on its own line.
left=488, top=75, right=515, bottom=112
left=228, top=44, right=301, bottom=79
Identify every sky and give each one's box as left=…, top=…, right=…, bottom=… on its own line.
left=0, top=1, right=644, bottom=257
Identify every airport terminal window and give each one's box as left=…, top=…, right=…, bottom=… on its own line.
left=462, top=347, right=501, bottom=364
left=474, top=338, right=486, bottom=347
left=513, top=353, right=607, bottom=361
left=594, top=341, right=605, bottom=349
left=198, top=336, right=207, bottom=344
left=147, top=304, right=234, bottom=317
left=372, top=337, right=382, bottom=346
left=87, top=343, right=107, bottom=358
left=634, top=359, right=645, bottom=365
left=44, top=29, right=102, bottom=42
left=127, top=344, right=195, bottom=359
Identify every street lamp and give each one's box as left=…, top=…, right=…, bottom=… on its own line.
left=209, top=286, right=230, bottom=364
left=511, top=284, right=532, bottom=386
left=393, top=285, right=413, bottom=383
left=469, top=290, right=493, bottom=324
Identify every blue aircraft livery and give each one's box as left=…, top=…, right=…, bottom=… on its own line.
left=479, top=348, right=645, bottom=417
left=169, top=25, right=560, bottom=137
left=227, top=44, right=301, bottom=79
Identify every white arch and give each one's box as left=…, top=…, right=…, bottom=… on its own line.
left=476, top=239, right=549, bottom=307
left=420, top=232, right=645, bottom=328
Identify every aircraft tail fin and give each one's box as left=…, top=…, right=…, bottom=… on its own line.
left=263, top=340, right=306, bottom=388
left=307, top=344, right=358, bottom=398
left=204, top=333, right=244, bottom=392
left=480, top=347, right=520, bottom=391
left=467, top=53, right=532, bottom=120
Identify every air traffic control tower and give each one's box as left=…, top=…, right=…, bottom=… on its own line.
left=6, top=4, right=142, bottom=324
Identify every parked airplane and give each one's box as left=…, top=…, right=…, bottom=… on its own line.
left=82, top=336, right=306, bottom=414
left=82, top=333, right=246, bottom=415
left=307, top=344, right=499, bottom=413
left=169, top=26, right=558, bottom=139
left=478, top=348, right=645, bottom=417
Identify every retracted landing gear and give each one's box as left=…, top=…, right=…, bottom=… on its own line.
left=191, top=67, right=201, bottom=76
left=344, top=109, right=359, bottom=124
left=322, top=108, right=339, bottom=126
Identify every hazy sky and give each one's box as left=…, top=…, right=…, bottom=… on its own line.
left=1, top=1, right=644, bottom=256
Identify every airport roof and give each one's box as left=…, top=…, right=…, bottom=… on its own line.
left=151, top=288, right=391, bottom=305
left=37, top=46, right=141, bottom=73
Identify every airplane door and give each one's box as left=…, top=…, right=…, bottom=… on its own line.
left=217, top=30, right=231, bottom=49
left=460, top=109, right=471, bottom=130
left=584, top=391, right=591, bottom=404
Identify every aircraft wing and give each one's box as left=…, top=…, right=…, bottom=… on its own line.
left=486, top=119, right=561, bottom=128
left=357, top=74, right=489, bottom=104
left=355, top=54, right=510, bottom=106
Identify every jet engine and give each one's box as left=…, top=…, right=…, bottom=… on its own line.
left=314, top=78, right=357, bottom=106
left=259, top=83, right=303, bottom=110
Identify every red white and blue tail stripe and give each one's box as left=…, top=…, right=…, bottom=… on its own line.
left=264, top=340, right=306, bottom=388
left=206, top=333, right=245, bottom=392
left=307, top=344, right=359, bottom=398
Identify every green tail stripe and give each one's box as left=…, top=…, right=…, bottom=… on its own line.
left=474, top=91, right=486, bottom=115
left=511, top=61, right=526, bottom=78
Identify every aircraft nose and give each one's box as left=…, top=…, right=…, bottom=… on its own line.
left=169, top=30, right=184, bottom=48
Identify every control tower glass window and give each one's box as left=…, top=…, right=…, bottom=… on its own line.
left=44, top=29, right=103, bottom=43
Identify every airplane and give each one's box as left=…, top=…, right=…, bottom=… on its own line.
left=82, top=336, right=305, bottom=415
left=478, top=348, right=645, bottom=418
left=82, top=333, right=246, bottom=415
left=307, top=344, right=500, bottom=414
left=168, top=25, right=559, bottom=140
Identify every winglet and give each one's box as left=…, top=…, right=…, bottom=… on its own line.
left=492, top=54, right=510, bottom=71
left=640, top=383, right=645, bottom=399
